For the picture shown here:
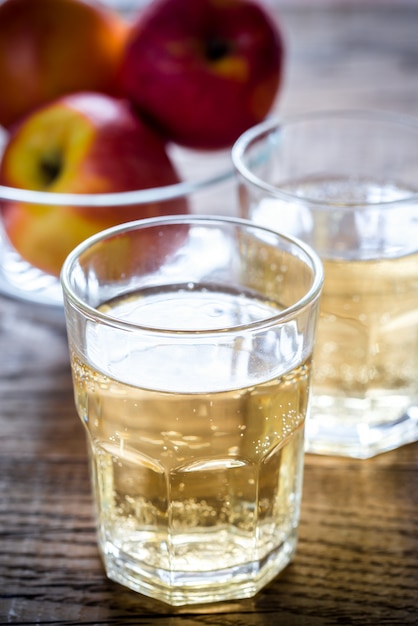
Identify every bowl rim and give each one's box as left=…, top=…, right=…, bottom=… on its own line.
left=0, top=161, right=234, bottom=206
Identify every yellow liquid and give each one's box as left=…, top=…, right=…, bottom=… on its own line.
left=308, top=252, right=418, bottom=455
left=316, top=254, right=418, bottom=396
left=71, top=286, right=310, bottom=605
left=249, top=177, right=418, bottom=457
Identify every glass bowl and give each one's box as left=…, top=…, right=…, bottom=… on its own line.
left=0, top=0, right=242, bottom=309
left=0, top=129, right=238, bottom=309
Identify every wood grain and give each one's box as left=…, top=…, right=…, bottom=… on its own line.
left=1, top=4, right=418, bottom=624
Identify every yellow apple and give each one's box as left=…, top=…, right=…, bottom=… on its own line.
left=0, top=92, right=188, bottom=277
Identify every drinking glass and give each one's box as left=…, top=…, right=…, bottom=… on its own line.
left=61, top=214, right=323, bottom=606
left=232, top=109, right=418, bottom=459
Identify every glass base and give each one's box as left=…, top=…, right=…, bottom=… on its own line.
left=100, top=532, right=297, bottom=607
left=0, top=228, right=63, bottom=308
left=306, top=394, right=418, bottom=459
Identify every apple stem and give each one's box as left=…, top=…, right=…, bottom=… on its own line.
left=205, top=38, right=231, bottom=62
left=40, top=152, right=62, bottom=186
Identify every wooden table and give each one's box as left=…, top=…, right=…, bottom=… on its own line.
left=1, top=3, right=418, bottom=624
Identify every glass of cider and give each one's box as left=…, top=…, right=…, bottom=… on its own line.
left=232, top=109, right=418, bottom=459
left=61, top=214, right=323, bottom=606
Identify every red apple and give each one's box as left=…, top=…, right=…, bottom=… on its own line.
left=0, top=92, right=188, bottom=277
left=118, top=0, right=284, bottom=150
left=0, top=0, right=129, bottom=128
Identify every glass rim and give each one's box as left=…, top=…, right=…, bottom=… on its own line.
left=60, top=214, right=324, bottom=335
left=231, top=108, right=418, bottom=209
